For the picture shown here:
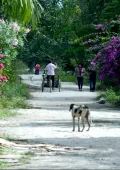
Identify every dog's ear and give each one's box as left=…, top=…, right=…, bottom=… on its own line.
left=81, top=105, right=88, bottom=109
left=85, top=105, right=88, bottom=109
left=69, top=104, right=74, bottom=111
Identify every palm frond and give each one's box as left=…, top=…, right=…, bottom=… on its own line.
left=1, top=0, right=43, bottom=27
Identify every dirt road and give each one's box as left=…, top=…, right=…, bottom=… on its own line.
left=0, top=74, right=120, bottom=169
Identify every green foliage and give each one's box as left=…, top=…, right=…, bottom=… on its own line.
left=101, top=0, right=120, bottom=21
left=0, top=96, right=28, bottom=109
left=11, top=59, right=28, bottom=74
left=105, top=88, right=120, bottom=106
left=0, top=82, right=29, bottom=108
left=0, top=109, right=17, bottom=118
left=1, top=82, right=29, bottom=98
left=18, top=0, right=120, bottom=78
left=0, top=0, right=43, bottom=28
left=0, top=144, right=19, bottom=169
left=59, top=70, right=75, bottom=82
left=19, top=151, right=34, bottom=164
left=0, top=20, right=30, bottom=83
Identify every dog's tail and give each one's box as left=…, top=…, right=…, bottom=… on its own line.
left=88, top=109, right=92, bottom=124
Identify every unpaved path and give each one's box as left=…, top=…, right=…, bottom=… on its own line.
left=0, top=74, right=120, bottom=169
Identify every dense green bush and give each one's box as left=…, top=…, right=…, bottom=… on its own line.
left=0, top=81, right=30, bottom=108
left=12, top=60, right=28, bottom=74
left=59, top=71, right=75, bottom=82
left=105, top=88, right=120, bottom=106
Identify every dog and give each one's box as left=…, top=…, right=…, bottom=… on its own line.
left=69, top=104, right=92, bottom=132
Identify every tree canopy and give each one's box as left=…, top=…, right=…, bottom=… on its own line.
left=0, top=0, right=43, bottom=27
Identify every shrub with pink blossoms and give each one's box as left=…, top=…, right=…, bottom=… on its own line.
left=91, top=37, right=120, bottom=86
left=0, top=19, right=30, bottom=95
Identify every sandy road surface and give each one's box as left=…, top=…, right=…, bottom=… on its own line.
left=0, top=74, right=120, bottom=169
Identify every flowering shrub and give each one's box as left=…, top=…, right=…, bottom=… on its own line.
left=81, top=17, right=120, bottom=87
left=91, top=37, right=120, bottom=85
left=0, top=19, right=30, bottom=95
left=0, top=19, right=30, bottom=63
left=0, top=54, right=7, bottom=95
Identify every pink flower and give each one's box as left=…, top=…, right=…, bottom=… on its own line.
left=1, top=82, right=5, bottom=85
left=2, top=76, right=7, bottom=81
left=13, top=38, right=18, bottom=46
left=0, top=19, right=5, bottom=23
left=0, top=63, right=4, bottom=70
left=0, top=54, right=3, bottom=59
left=10, top=23, right=20, bottom=31
left=90, top=62, right=96, bottom=66
left=26, top=28, right=30, bottom=33
left=16, top=25, right=20, bottom=31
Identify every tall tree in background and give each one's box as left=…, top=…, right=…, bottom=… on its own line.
left=18, top=0, right=120, bottom=71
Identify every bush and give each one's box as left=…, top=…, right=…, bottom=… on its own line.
left=1, top=82, right=30, bottom=98
left=105, top=88, right=120, bottom=106
left=12, top=60, right=28, bottom=74
left=57, top=70, right=75, bottom=82
left=0, top=81, right=30, bottom=108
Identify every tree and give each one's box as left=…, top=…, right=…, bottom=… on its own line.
left=0, top=0, right=43, bottom=27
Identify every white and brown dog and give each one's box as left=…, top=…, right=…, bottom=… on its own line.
left=69, top=104, right=92, bottom=132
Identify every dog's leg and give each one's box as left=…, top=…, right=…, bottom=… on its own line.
left=86, top=118, right=90, bottom=131
left=72, top=117, right=75, bottom=131
left=80, top=117, right=85, bottom=132
left=78, top=117, right=80, bottom=132
left=85, top=110, right=91, bottom=131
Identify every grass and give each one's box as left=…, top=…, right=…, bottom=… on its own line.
left=0, top=109, right=18, bottom=119
left=0, top=144, right=34, bottom=169
left=105, top=88, right=120, bottom=106
left=0, top=81, right=30, bottom=109
left=96, top=86, right=120, bottom=106
left=0, top=145, right=17, bottom=155
left=1, top=133, right=18, bottom=141
left=0, top=96, right=28, bottom=109
left=0, top=145, right=18, bottom=169
left=19, top=151, right=34, bottom=164
left=58, top=70, right=90, bottom=85
left=0, top=161, right=11, bottom=169
left=0, top=133, right=34, bottom=168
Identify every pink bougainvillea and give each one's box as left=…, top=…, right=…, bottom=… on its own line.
left=91, top=37, right=120, bottom=85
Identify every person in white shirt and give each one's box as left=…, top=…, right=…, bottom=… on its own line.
left=45, top=60, right=57, bottom=90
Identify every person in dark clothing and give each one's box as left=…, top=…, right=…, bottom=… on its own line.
left=89, top=69, right=96, bottom=92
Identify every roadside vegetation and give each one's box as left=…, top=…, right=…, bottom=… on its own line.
left=0, top=60, right=30, bottom=110
left=0, top=0, right=120, bottom=168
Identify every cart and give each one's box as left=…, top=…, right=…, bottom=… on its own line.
left=41, top=70, right=61, bottom=92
